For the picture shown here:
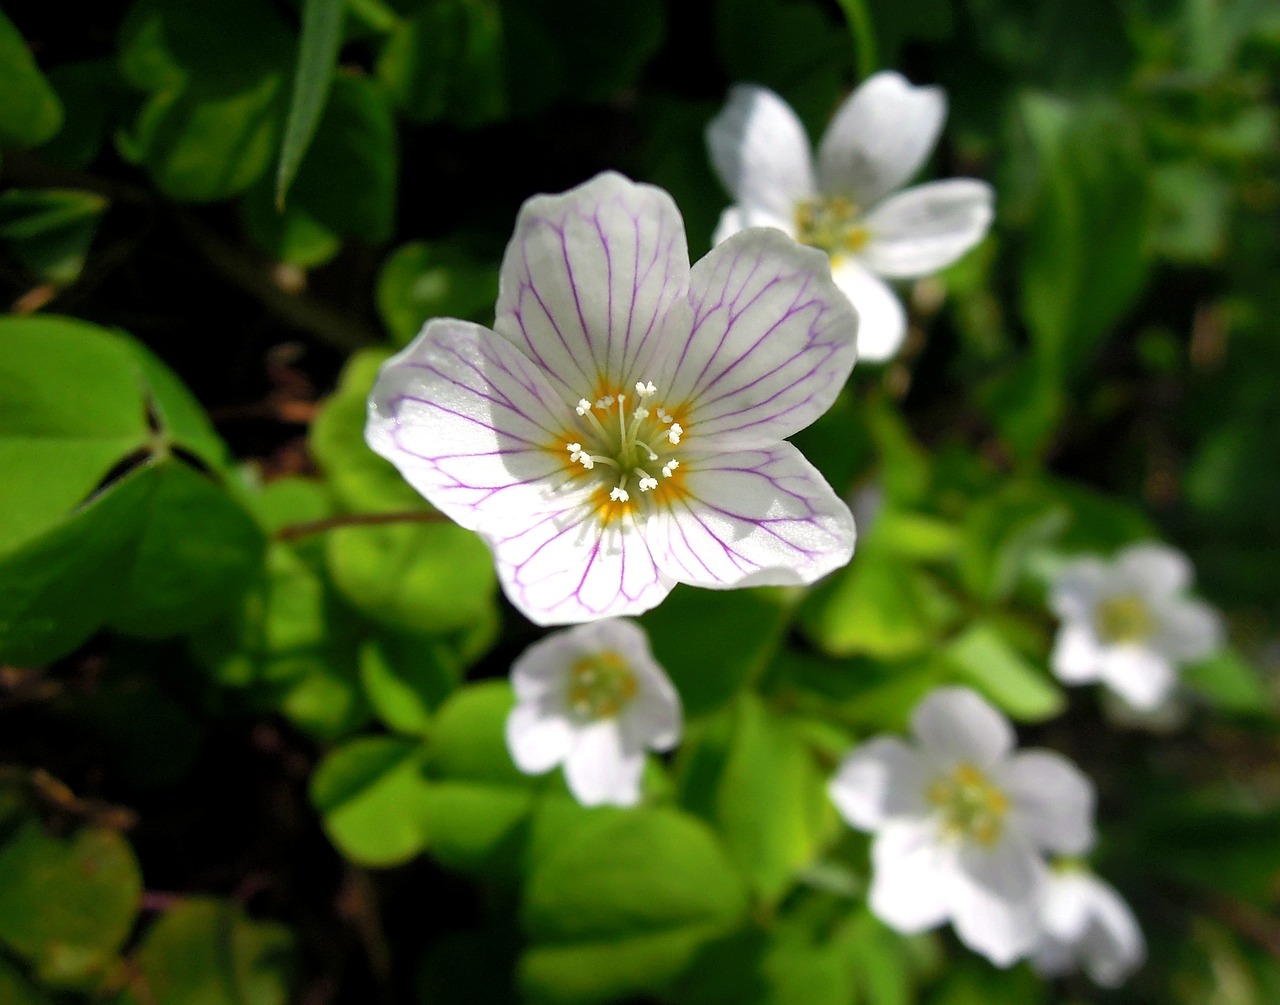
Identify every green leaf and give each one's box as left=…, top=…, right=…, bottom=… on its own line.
left=275, top=0, right=345, bottom=207
left=0, top=822, right=142, bottom=986
left=0, top=958, right=47, bottom=1005
left=376, top=240, right=500, bottom=346
left=0, top=188, right=107, bottom=285
left=359, top=632, right=459, bottom=736
left=39, top=59, right=128, bottom=170
left=0, top=8, right=63, bottom=147
left=118, top=898, right=294, bottom=1005
left=957, top=482, right=1070, bottom=603
left=943, top=623, right=1064, bottom=722
left=1181, top=650, right=1271, bottom=715
left=521, top=808, right=749, bottom=1004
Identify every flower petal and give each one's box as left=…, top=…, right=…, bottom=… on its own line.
left=366, top=318, right=585, bottom=532
left=649, top=442, right=855, bottom=589
left=506, top=699, right=575, bottom=774
left=816, top=71, right=947, bottom=208
left=1049, top=557, right=1109, bottom=621
left=868, top=819, right=953, bottom=933
left=492, top=171, right=691, bottom=403
left=711, top=204, right=796, bottom=246
left=1097, top=645, right=1176, bottom=711
left=951, top=837, right=1045, bottom=966
left=1051, top=622, right=1104, bottom=684
left=830, top=258, right=906, bottom=363
left=623, top=662, right=683, bottom=752
left=491, top=501, right=677, bottom=626
left=1000, top=749, right=1096, bottom=856
left=1077, top=876, right=1145, bottom=987
left=1116, top=541, right=1192, bottom=597
left=707, top=84, right=816, bottom=223
left=829, top=736, right=928, bottom=831
left=1035, top=871, right=1146, bottom=987
left=1153, top=597, right=1223, bottom=662
left=860, top=179, right=994, bottom=278
left=657, top=227, right=858, bottom=446
left=563, top=719, right=646, bottom=806
left=910, top=686, right=1014, bottom=769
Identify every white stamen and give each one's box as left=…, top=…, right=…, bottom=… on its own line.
left=637, top=473, right=658, bottom=492
left=662, top=460, right=679, bottom=478
left=609, top=486, right=629, bottom=502
left=596, top=395, right=614, bottom=409
left=667, top=422, right=683, bottom=445
left=635, top=381, right=657, bottom=398
left=657, top=408, right=672, bottom=424
left=634, top=407, right=650, bottom=419
left=567, top=443, right=595, bottom=470
left=576, top=398, right=592, bottom=416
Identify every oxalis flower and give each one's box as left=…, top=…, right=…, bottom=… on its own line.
left=366, top=171, right=858, bottom=625
left=707, top=71, right=993, bottom=362
left=828, top=686, right=1095, bottom=967
left=1049, top=542, right=1223, bottom=712
left=505, top=618, right=681, bottom=806
left=1031, top=865, right=1145, bottom=988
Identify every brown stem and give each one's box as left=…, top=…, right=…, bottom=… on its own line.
left=274, top=509, right=447, bottom=542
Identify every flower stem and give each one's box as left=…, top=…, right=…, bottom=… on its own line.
left=835, top=0, right=878, bottom=79
left=274, top=510, right=447, bottom=542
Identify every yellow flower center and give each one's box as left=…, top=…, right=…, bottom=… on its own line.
left=1095, top=593, right=1153, bottom=644
left=566, top=649, right=638, bottom=719
left=794, top=196, right=870, bottom=257
left=928, top=763, right=1010, bottom=847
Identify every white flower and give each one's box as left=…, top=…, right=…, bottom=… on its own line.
left=707, top=72, right=994, bottom=363
left=1032, top=866, right=1145, bottom=988
left=504, top=617, right=681, bottom=806
left=366, top=171, right=858, bottom=626
left=828, top=686, right=1095, bottom=967
left=1049, top=542, right=1223, bottom=712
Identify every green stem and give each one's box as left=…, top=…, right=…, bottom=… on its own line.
left=837, top=0, right=878, bottom=79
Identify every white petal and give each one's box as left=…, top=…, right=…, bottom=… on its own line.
left=1000, top=750, right=1096, bottom=856
left=706, top=85, right=816, bottom=224
left=1153, top=597, right=1224, bottom=662
left=1077, top=876, right=1145, bottom=987
left=816, top=71, right=947, bottom=208
left=656, top=227, right=858, bottom=446
left=492, top=171, right=690, bottom=402
left=1097, top=645, right=1177, bottom=711
left=711, top=204, right=796, bottom=246
left=1051, top=622, right=1104, bottom=684
left=910, top=686, right=1014, bottom=769
left=490, top=501, right=677, bottom=626
left=868, top=819, right=953, bottom=933
left=951, top=837, right=1046, bottom=967
left=860, top=179, right=994, bottom=278
left=1039, top=869, right=1095, bottom=942
left=1035, top=871, right=1145, bottom=987
left=829, top=258, right=906, bottom=363
left=829, top=736, right=928, bottom=831
left=563, top=720, right=646, bottom=807
left=622, top=661, right=683, bottom=752
left=505, top=700, right=575, bottom=774
left=366, top=318, right=586, bottom=532
left=1049, top=557, right=1109, bottom=621
left=1116, top=541, right=1192, bottom=597
left=650, top=442, right=855, bottom=589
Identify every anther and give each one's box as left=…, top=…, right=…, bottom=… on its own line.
left=609, top=487, right=629, bottom=502
left=667, top=423, right=683, bottom=445
left=635, top=381, right=656, bottom=398
left=576, top=399, right=592, bottom=416
left=657, top=408, right=672, bottom=424
left=637, top=473, right=658, bottom=492
left=661, top=460, right=679, bottom=478
left=596, top=395, right=614, bottom=409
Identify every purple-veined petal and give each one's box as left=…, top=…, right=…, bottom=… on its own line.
left=999, top=749, right=1096, bottom=856
left=366, top=318, right=587, bottom=532
left=506, top=699, right=575, bottom=774
left=830, top=257, right=906, bottom=363
left=910, top=686, right=1014, bottom=769
left=648, top=442, right=855, bottom=589
left=829, top=736, right=928, bottom=831
left=1051, top=622, right=1104, bottom=684
left=951, top=835, right=1046, bottom=966
left=707, top=84, right=816, bottom=223
left=1096, top=645, right=1176, bottom=711
left=490, top=499, right=677, bottom=626
left=656, top=228, right=858, bottom=447
left=564, top=719, right=646, bottom=806
left=492, top=171, right=690, bottom=402
left=868, top=818, right=953, bottom=933
left=711, top=204, right=796, bottom=246
left=816, top=71, right=946, bottom=209
left=860, top=179, right=994, bottom=278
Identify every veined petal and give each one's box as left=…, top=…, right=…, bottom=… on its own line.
left=657, top=228, right=858, bottom=446
left=492, top=171, right=690, bottom=400
left=830, top=258, right=906, bottom=363
left=951, top=837, right=1045, bottom=966
left=1116, top=541, right=1192, bottom=597
left=1000, top=749, right=1096, bottom=856
left=649, top=442, right=855, bottom=589
left=860, top=179, right=994, bottom=278
left=868, top=819, right=953, bottom=933
left=1153, top=596, right=1223, bottom=662
left=816, top=71, right=947, bottom=209
left=1097, top=645, right=1176, bottom=711
left=707, top=84, right=817, bottom=223
left=712, top=204, right=796, bottom=246
left=829, top=736, right=928, bottom=831
left=1051, top=622, right=1104, bottom=683
left=366, top=318, right=584, bottom=532
left=910, top=686, right=1014, bottom=769
left=490, top=500, right=676, bottom=626
left=506, top=700, right=575, bottom=774
left=564, top=719, right=646, bottom=806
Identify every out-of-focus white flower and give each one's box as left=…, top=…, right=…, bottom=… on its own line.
left=707, top=72, right=993, bottom=363
left=1049, top=542, right=1223, bottom=711
left=828, top=686, right=1095, bottom=967
left=1032, top=866, right=1145, bottom=988
left=505, top=618, right=681, bottom=806
left=366, top=171, right=858, bottom=626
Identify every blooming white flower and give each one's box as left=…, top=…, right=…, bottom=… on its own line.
left=1032, top=866, right=1145, bottom=987
left=1049, top=542, right=1223, bottom=712
left=707, top=72, right=994, bottom=363
left=505, top=617, right=681, bottom=806
left=828, top=686, right=1095, bottom=967
left=366, top=171, right=858, bottom=626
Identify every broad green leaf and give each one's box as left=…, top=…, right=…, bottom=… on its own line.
left=241, top=176, right=342, bottom=268
left=0, top=958, right=47, bottom=1005
left=376, top=240, right=500, bottom=346
left=957, top=482, right=1070, bottom=603
left=0, top=822, right=141, bottom=986
left=276, top=0, right=345, bottom=207
left=40, top=59, right=127, bottom=170
left=521, top=808, right=749, bottom=1004
left=943, top=623, right=1064, bottom=722
left=118, top=899, right=294, bottom=1005
left=0, top=8, right=63, bottom=147
left=1181, top=650, right=1271, bottom=715
left=359, top=632, right=458, bottom=736
left=0, top=188, right=107, bottom=285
